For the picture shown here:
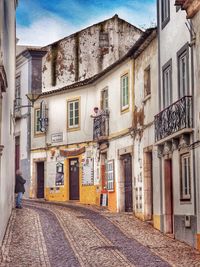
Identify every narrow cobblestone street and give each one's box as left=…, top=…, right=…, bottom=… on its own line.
left=1, top=200, right=200, bottom=267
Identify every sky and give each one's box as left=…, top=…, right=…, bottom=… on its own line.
left=16, top=0, right=157, bottom=46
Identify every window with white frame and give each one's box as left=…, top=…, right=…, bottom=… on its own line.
left=67, top=99, right=79, bottom=129
left=121, top=73, right=129, bottom=111
left=161, top=0, right=170, bottom=28
left=162, top=60, right=172, bottom=108
left=180, top=153, right=191, bottom=201
left=35, top=109, right=41, bottom=134
left=101, top=87, right=109, bottom=112
left=106, top=160, right=114, bottom=191
left=177, top=44, right=189, bottom=98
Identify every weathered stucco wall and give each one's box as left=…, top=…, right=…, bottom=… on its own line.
left=133, top=35, right=157, bottom=220
left=42, top=15, right=142, bottom=92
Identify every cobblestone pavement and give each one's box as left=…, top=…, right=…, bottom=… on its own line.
left=1, top=200, right=200, bottom=267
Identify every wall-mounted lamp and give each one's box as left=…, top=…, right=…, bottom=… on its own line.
left=14, top=92, right=41, bottom=110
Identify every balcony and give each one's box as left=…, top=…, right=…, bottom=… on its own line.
left=155, top=96, right=192, bottom=143
left=93, top=111, right=109, bottom=142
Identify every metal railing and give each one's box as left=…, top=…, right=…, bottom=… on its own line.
left=93, top=111, right=109, bottom=141
left=154, top=96, right=192, bottom=142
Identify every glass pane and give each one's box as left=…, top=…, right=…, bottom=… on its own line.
left=75, top=101, right=78, bottom=109
left=75, top=117, right=79, bottom=125
left=75, top=110, right=78, bottom=117
left=70, top=111, right=73, bottom=118
left=70, top=118, right=73, bottom=126
left=69, top=102, right=73, bottom=111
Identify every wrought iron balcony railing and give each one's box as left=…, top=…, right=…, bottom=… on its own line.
left=155, top=96, right=192, bottom=142
left=93, top=110, right=109, bottom=142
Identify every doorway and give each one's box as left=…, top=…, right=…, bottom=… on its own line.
left=164, top=159, right=173, bottom=234
left=123, top=154, right=133, bottom=212
left=37, top=162, right=44, bottom=198
left=144, top=151, right=153, bottom=221
left=69, top=158, right=79, bottom=200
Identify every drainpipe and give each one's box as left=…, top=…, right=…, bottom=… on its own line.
left=189, top=23, right=197, bottom=216
left=185, top=18, right=197, bottom=216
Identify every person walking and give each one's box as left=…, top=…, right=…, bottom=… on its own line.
left=15, top=169, right=26, bottom=209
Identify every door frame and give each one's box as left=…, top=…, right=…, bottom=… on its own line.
left=36, top=161, right=45, bottom=198
left=69, top=157, right=80, bottom=200
left=32, top=158, right=46, bottom=199
left=122, top=153, right=133, bottom=212
left=66, top=156, right=82, bottom=201
left=164, top=158, right=174, bottom=234
left=143, top=149, right=153, bottom=221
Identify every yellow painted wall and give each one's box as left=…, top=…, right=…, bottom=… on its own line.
left=197, top=234, right=200, bottom=251
left=45, top=162, right=68, bottom=201
left=80, top=185, right=97, bottom=205
left=153, top=215, right=161, bottom=230
left=45, top=187, right=67, bottom=201
left=43, top=155, right=118, bottom=210
left=107, top=184, right=117, bottom=212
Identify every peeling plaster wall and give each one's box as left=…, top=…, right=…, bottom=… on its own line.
left=42, top=16, right=142, bottom=92
left=134, top=36, right=158, bottom=219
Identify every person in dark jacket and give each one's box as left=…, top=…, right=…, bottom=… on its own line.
left=15, top=169, right=26, bottom=209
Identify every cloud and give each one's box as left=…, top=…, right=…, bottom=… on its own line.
left=16, top=0, right=156, bottom=46
left=17, top=16, right=79, bottom=46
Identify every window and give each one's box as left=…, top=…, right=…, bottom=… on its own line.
left=106, top=160, right=114, bottom=191
left=177, top=44, right=189, bottom=98
left=161, top=0, right=170, bottom=29
left=144, top=66, right=151, bottom=97
left=35, top=109, right=41, bottom=134
left=101, top=87, right=108, bottom=111
left=67, top=99, right=80, bottom=129
left=15, top=75, right=21, bottom=114
left=121, top=73, right=129, bottom=111
left=180, top=153, right=191, bottom=201
left=162, top=59, right=172, bottom=108
left=99, top=32, right=109, bottom=48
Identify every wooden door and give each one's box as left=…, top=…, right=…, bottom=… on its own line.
left=123, top=154, right=133, bottom=212
left=164, top=159, right=173, bottom=233
left=69, top=158, right=79, bottom=200
left=37, top=162, right=44, bottom=198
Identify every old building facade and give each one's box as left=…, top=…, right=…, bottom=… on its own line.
left=132, top=29, right=157, bottom=222
left=20, top=3, right=200, bottom=252
left=41, top=15, right=142, bottom=92
left=175, top=0, right=200, bottom=251
left=154, top=0, right=198, bottom=248
left=15, top=47, right=46, bottom=198
left=0, top=0, right=17, bottom=245
left=29, top=22, right=155, bottom=213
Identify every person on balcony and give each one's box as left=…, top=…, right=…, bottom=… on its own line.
left=90, top=107, right=103, bottom=118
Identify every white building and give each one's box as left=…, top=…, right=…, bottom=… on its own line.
left=133, top=29, right=157, bottom=221
left=0, top=0, right=17, bottom=245
left=30, top=28, right=155, bottom=212
left=15, top=46, right=47, bottom=198
left=175, top=0, right=200, bottom=251
left=154, top=0, right=196, bottom=248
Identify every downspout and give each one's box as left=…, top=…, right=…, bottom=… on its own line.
left=189, top=23, right=197, bottom=216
